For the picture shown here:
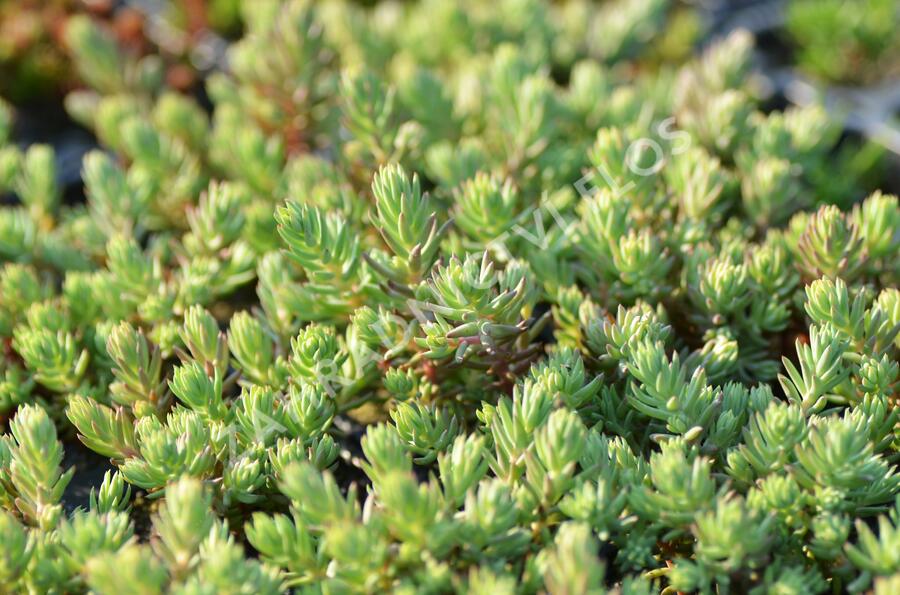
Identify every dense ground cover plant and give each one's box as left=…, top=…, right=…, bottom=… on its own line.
left=785, top=0, right=900, bottom=85
left=0, top=0, right=898, bottom=593
left=0, top=0, right=243, bottom=103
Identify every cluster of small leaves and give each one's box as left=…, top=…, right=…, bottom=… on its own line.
left=0, top=0, right=899, bottom=593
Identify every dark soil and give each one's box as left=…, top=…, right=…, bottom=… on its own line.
left=61, top=440, right=116, bottom=513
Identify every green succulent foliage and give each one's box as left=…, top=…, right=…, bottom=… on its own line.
left=785, top=0, right=900, bottom=85
left=0, top=1, right=897, bottom=593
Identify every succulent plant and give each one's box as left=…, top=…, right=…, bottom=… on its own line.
left=0, top=1, right=898, bottom=593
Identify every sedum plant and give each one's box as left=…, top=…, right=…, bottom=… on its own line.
left=785, top=0, right=900, bottom=85
left=0, top=0, right=899, bottom=593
